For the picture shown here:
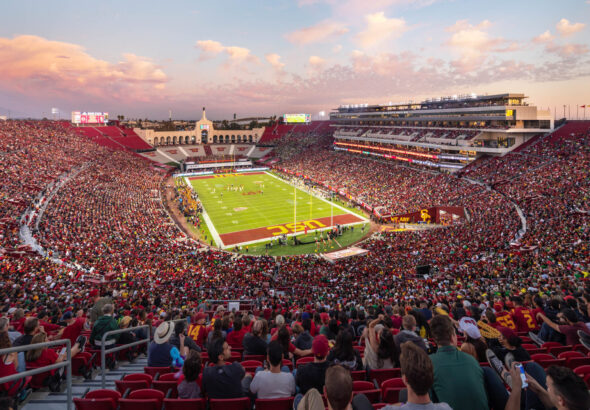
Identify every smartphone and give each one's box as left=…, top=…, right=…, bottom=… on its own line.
left=516, top=364, right=528, bottom=388
left=59, top=347, right=67, bottom=356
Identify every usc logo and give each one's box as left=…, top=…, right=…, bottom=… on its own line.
left=420, top=209, right=431, bottom=223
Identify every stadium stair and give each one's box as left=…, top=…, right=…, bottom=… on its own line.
left=22, top=355, right=149, bottom=410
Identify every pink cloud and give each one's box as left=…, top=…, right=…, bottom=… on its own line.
left=195, top=40, right=259, bottom=64
left=533, top=30, right=555, bottom=44
left=556, top=18, right=585, bottom=36
left=445, top=20, right=514, bottom=72
left=0, top=35, right=167, bottom=101
left=356, top=12, right=408, bottom=49
left=285, top=20, right=349, bottom=45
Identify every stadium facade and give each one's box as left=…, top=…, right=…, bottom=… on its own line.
left=330, top=93, right=554, bottom=170
left=135, top=108, right=265, bottom=146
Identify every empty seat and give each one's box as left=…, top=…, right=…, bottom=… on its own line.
left=163, top=398, right=207, bottom=410
left=119, top=389, right=165, bottom=410
left=74, top=389, right=121, bottom=410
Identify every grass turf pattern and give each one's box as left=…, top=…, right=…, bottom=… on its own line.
left=188, top=172, right=360, bottom=239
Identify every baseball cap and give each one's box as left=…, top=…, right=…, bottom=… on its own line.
left=458, top=317, right=481, bottom=339
left=312, top=335, right=330, bottom=358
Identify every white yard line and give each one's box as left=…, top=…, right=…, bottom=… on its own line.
left=182, top=172, right=369, bottom=250
left=264, top=171, right=370, bottom=223
left=184, top=177, right=223, bottom=247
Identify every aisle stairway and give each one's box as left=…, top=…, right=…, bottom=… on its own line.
left=23, top=355, right=148, bottom=409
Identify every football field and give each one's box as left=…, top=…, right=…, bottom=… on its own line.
left=186, top=171, right=367, bottom=248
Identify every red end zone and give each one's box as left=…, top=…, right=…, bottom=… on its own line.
left=219, top=213, right=364, bottom=246
left=189, top=172, right=266, bottom=181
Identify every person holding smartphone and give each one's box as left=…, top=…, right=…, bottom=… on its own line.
left=505, top=363, right=590, bottom=410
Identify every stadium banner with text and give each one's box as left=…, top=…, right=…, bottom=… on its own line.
left=390, top=206, right=465, bottom=225
left=71, top=111, right=109, bottom=124
left=284, top=113, right=311, bottom=124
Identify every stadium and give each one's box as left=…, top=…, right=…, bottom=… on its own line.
left=1, top=2, right=590, bottom=410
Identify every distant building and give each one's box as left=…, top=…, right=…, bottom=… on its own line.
left=135, top=108, right=264, bottom=146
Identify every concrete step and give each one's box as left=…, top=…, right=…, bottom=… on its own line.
left=23, top=356, right=150, bottom=409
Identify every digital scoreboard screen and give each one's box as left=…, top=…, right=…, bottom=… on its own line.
left=71, top=111, right=109, bottom=124
left=284, top=113, right=311, bottom=124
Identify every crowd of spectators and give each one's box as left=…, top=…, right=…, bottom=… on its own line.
left=0, top=119, right=589, bottom=409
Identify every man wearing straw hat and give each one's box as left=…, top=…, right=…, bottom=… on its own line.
left=148, top=321, right=187, bottom=367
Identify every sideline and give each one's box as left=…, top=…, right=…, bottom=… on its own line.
left=264, top=171, right=370, bottom=223
left=184, top=177, right=223, bottom=247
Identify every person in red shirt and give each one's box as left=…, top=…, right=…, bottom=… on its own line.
left=510, top=296, right=537, bottom=332
left=226, top=315, right=247, bottom=348
left=0, top=331, right=22, bottom=396
left=493, top=303, right=516, bottom=330
left=25, top=331, right=84, bottom=370
left=530, top=297, right=545, bottom=329
left=536, top=309, right=590, bottom=346
left=187, top=313, right=209, bottom=348
left=58, top=311, right=87, bottom=347
left=36, top=311, right=62, bottom=333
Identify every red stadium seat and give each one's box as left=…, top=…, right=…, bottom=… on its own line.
left=240, top=360, right=262, bottom=373
left=370, top=368, right=402, bottom=387
left=282, top=359, right=294, bottom=371
left=243, top=355, right=266, bottom=363
left=255, top=397, right=294, bottom=410
left=530, top=354, right=566, bottom=369
left=144, top=366, right=175, bottom=378
left=380, top=378, right=406, bottom=403
left=209, top=397, right=251, bottom=410
left=118, top=389, right=165, bottom=410
left=73, top=398, right=117, bottom=410
left=350, top=370, right=366, bottom=381
left=574, top=365, right=590, bottom=388
left=114, top=379, right=150, bottom=395
left=296, top=357, right=314, bottom=367
left=163, top=398, right=207, bottom=410
left=548, top=345, right=574, bottom=357
left=352, top=380, right=381, bottom=403
left=74, top=389, right=121, bottom=410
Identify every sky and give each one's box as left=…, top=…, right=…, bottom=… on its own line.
left=0, top=0, right=589, bottom=120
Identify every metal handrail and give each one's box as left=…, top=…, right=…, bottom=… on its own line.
left=100, top=324, right=150, bottom=388
left=0, top=339, right=72, bottom=410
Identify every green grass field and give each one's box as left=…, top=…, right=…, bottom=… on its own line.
left=186, top=171, right=367, bottom=250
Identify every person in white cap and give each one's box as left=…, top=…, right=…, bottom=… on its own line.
left=148, top=321, right=186, bottom=367
left=457, top=317, right=488, bottom=363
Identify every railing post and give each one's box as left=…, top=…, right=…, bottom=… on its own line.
left=66, top=339, right=72, bottom=410
left=99, top=324, right=151, bottom=389
left=0, top=339, right=72, bottom=409
left=101, top=337, right=106, bottom=388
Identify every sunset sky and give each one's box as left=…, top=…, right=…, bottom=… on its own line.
left=1, top=0, right=589, bottom=120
